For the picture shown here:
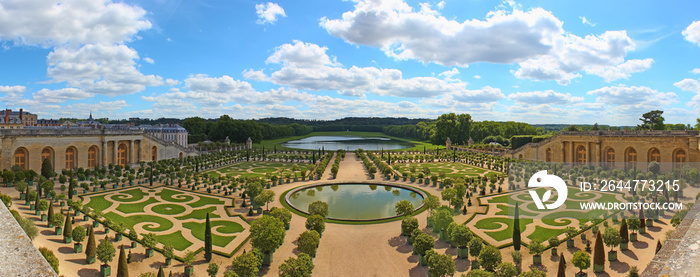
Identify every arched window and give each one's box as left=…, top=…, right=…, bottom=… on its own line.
left=151, top=146, right=157, bottom=161
left=117, top=144, right=127, bottom=166
left=14, top=148, right=28, bottom=170
left=625, top=148, right=637, bottom=169
left=88, top=146, right=98, bottom=168
left=545, top=148, right=552, bottom=162
left=649, top=148, right=661, bottom=163
left=606, top=148, right=615, bottom=167
left=674, top=150, right=687, bottom=168
left=41, top=147, right=54, bottom=170
left=576, top=146, right=587, bottom=164
left=65, top=147, right=77, bottom=169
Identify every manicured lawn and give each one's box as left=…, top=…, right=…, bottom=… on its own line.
left=183, top=220, right=243, bottom=247
left=105, top=212, right=174, bottom=232
left=157, top=188, right=194, bottom=203
left=475, top=217, right=534, bottom=242
left=206, top=161, right=302, bottom=179
left=152, top=203, right=187, bottom=215
left=157, top=231, right=193, bottom=251
left=116, top=197, right=160, bottom=214
left=175, top=207, right=220, bottom=220
left=527, top=225, right=566, bottom=242
left=392, top=162, right=492, bottom=179
left=84, top=195, right=112, bottom=212
left=188, top=195, right=225, bottom=208
left=112, top=188, right=146, bottom=202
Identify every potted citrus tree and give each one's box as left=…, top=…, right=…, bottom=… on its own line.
left=183, top=250, right=196, bottom=276
left=572, top=250, right=591, bottom=277
left=142, top=232, right=157, bottom=258
left=96, top=236, right=116, bottom=277
left=529, top=239, right=545, bottom=265
left=72, top=225, right=86, bottom=253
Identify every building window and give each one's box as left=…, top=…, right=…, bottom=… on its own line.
left=152, top=146, right=157, bottom=161
left=625, top=148, right=637, bottom=169
left=576, top=146, right=586, bottom=164
left=65, top=147, right=76, bottom=169
left=674, top=150, right=686, bottom=168
left=41, top=148, right=53, bottom=167
left=649, top=148, right=661, bottom=163
left=88, top=146, right=98, bottom=168
left=118, top=144, right=127, bottom=166
left=606, top=148, right=615, bottom=167
left=545, top=148, right=552, bottom=162
left=14, top=148, right=28, bottom=170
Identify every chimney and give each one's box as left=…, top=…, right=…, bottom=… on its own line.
left=4, top=109, right=9, bottom=123
left=19, top=108, right=22, bottom=121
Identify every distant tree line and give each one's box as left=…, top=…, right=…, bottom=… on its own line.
left=182, top=116, right=314, bottom=144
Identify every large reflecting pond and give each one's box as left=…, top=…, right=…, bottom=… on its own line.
left=281, top=135, right=413, bottom=151
left=286, top=183, right=424, bottom=221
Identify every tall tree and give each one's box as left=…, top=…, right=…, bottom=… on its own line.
left=117, top=245, right=129, bottom=277
left=593, top=231, right=605, bottom=271
left=557, top=253, right=566, bottom=277
left=41, top=158, right=52, bottom=179
left=204, top=213, right=212, bottom=261
left=86, top=226, right=97, bottom=263
left=513, top=203, right=521, bottom=251
left=62, top=213, right=72, bottom=243
left=638, top=110, right=665, bottom=130
left=278, top=253, right=314, bottom=277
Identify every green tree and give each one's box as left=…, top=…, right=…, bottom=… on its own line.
left=395, top=200, right=414, bottom=218
left=603, top=227, right=621, bottom=252
left=401, top=217, right=419, bottom=236
left=513, top=203, right=521, bottom=251
left=430, top=206, right=454, bottom=232
left=142, top=233, right=158, bottom=251
left=620, top=219, right=629, bottom=244
left=628, top=266, right=639, bottom=277
left=250, top=215, right=286, bottom=254
left=479, top=245, right=502, bottom=272
left=62, top=213, right=72, bottom=242
left=39, top=247, right=59, bottom=274
left=423, top=195, right=440, bottom=216
left=270, top=207, right=292, bottom=229
left=254, top=190, right=275, bottom=211
left=519, top=269, right=547, bottom=277
left=231, top=251, right=261, bottom=277
left=308, top=201, right=329, bottom=218
left=465, top=269, right=495, bottom=277
left=426, top=251, right=456, bottom=277
left=117, top=245, right=129, bottom=277
left=86, top=226, right=97, bottom=261
left=72, top=225, right=87, bottom=245
left=468, top=238, right=483, bottom=261
left=278, top=253, right=314, bottom=277
left=557, top=253, right=565, bottom=277
left=207, top=263, right=219, bottom=277
left=97, top=236, right=116, bottom=266
left=245, top=181, right=263, bottom=205
left=297, top=230, right=320, bottom=257
left=305, top=215, right=326, bottom=235
left=204, top=213, right=213, bottom=261
left=494, top=262, right=518, bottom=277
left=638, top=110, right=665, bottom=130
left=41, top=158, right=53, bottom=179
left=413, top=232, right=435, bottom=258
left=572, top=250, right=591, bottom=275
left=593, top=231, right=605, bottom=269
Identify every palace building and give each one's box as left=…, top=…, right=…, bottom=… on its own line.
left=507, top=130, right=700, bottom=170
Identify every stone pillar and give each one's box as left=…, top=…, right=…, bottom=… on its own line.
left=102, top=140, right=108, bottom=167
left=570, top=142, right=575, bottom=164
left=561, top=142, right=566, bottom=163
left=130, top=140, right=134, bottom=164
left=113, top=141, right=118, bottom=166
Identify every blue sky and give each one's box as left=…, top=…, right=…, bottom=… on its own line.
left=1, top=0, right=700, bottom=125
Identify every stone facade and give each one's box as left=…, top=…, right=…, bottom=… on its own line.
left=0, top=129, right=196, bottom=172
left=508, top=131, right=700, bottom=170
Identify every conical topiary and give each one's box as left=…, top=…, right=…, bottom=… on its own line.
left=593, top=231, right=605, bottom=270
left=63, top=213, right=72, bottom=242
left=204, top=213, right=212, bottom=261
left=557, top=253, right=566, bottom=277
left=117, top=245, right=129, bottom=277
left=86, top=225, right=97, bottom=262
left=513, top=203, right=521, bottom=251
left=157, top=266, right=165, bottom=277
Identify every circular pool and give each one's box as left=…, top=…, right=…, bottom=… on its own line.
left=285, top=182, right=426, bottom=221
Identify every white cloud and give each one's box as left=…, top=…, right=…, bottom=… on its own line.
left=584, top=58, right=653, bottom=82
left=507, top=90, right=583, bottom=105
left=438, top=68, right=459, bottom=78
left=164, top=79, right=180, bottom=86
left=0, top=85, right=26, bottom=100
left=580, top=16, right=596, bottom=27
left=143, top=57, right=155, bottom=64
left=256, top=41, right=478, bottom=98
left=0, top=0, right=151, bottom=47
left=321, top=0, right=649, bottom=85
left=473, top=75, right=481, bottom=79
left=674, top=78, right=700, bottom=108
left=437, top=1, right=445, bottom=9
left=256, top=2, right=286, bottom=25
left=33, top=88, right=94, bottom=103
left=243, top=69, right=268, bottom=81
left=691, top=68, right=700, bottom=74
left=587, top=85, right=676, bottom=107
left=682, top=21, right=700, bottom=46
left=47, top=44, right=163, bottom=95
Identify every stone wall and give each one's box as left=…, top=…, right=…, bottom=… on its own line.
left=0, top=202, right=57, bottom=276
